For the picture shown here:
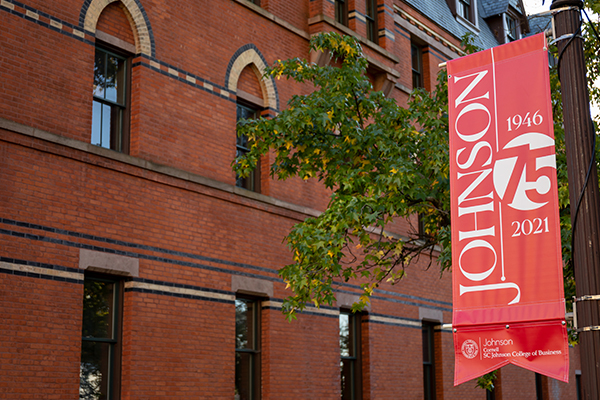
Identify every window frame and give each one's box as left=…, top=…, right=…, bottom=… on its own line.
left=92, top=43, right=132, bottom=154
left=411, top=42, right=423, bottom=90
left=450, top=0, right=479, bottom=31
left=335, top=0, right=349, bottom=27
left=80, top=273, right=123, bottom=400
left=235, top=296, right=261, bottom=400
left=365, top=0, right=378, bottom=44
left=458, top=0, right=471, bottom=21
left=340, top=310, right=362, bottom=400
left=504, top=13, right=520, bottom=42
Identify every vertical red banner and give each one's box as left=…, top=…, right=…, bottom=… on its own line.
left=448, top=33, right=569, bottom=385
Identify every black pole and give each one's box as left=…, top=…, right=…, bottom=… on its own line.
left=551, top=1, right=600, bottom=398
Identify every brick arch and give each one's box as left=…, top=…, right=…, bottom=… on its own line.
left=225, top=44, right=279, bottom=111
left=81, top=0, right=154, bottom=57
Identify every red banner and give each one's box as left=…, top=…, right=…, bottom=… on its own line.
left=448, top=33, right=569, bottom=385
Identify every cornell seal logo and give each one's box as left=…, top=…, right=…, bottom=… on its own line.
left=461, top=339, right=479, bottom=359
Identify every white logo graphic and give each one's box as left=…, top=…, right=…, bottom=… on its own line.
left=493, top=132, right=556, bottom=211
left=461, top=339, right=479, bottom=359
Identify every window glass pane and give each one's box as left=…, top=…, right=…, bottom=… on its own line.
left=109, top=104, right=123, bottom=152
left=411, top=45, right=420, bottom=71
left=93, top=51, right=105, bottom=98
left=115, top=58, right=127, bottom=105
left=335, top=0, right=347, bottom=25
left=366, top=0, right=375, bottom=17
left=235, top=351, right=253, bottom=400
left=91, top=101, right=102, bottom=147
left=105, top=55, right=119, bottom=102
left=80, top=340, right=111, bottom=400
left=237, top=134, right=249, bottom=150
left=340, top=359, right=354, bottom=400
left=101, top=104, right=112, bottom=150
left=235, top=299, right=255, bottom=350
left=422, top=326, right=431, bottom=362
left=339, top=313, right=351, bottom=357
left=82, top=280, right=115, bottom=339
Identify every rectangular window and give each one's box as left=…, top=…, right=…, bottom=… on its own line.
left=422, top=322, right=436, bottom=400
left=235, top=297, right=261, bottom=400
left=458, top=0, right=471, bottom=21
left=80, top=275, right=122, bottom=400
left=365, top=0, right=378, bottom=43
left=506, top=14, right=518, bottom=42
left=340, top=311, right=361, bottom=400
left=335, top=0, right=348, bottom=26
left=236, top=103, right=260, bottom=192
left=411, top=43, right=423, bottom=90
left=92, top=46, right=129, bottom=153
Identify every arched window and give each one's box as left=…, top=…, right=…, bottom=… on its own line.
left=90, top=2, right=136, bottom=153
left=235, top=65, right=266, bottom=192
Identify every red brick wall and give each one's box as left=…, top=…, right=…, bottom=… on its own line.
left=0, top=275, right=82, bottom=399
left=0, top=0, right=581, bottom=399
left=96, top=2, right=135, bottom=46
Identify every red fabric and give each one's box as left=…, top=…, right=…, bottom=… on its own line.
left=448, top=33, right=569, bottom=385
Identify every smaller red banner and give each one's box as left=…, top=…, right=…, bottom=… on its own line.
left=454, top=321, right=570, bottom=383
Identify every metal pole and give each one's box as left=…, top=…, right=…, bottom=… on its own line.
left=551, top=1, right=600, bottom=398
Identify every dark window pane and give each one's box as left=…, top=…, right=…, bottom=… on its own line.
left=422, top=323, right=436, bottom=400
left=80, top=340, right=111, bottom=400
left=236, top=103, right=259, bottom=192
left=422, top=326, right=430, bottom=362
left=366, top=0, right=377, bottom=43
left=109, top=104, right=123, bottom=152
left=82, top=280, right=115, bottom=339
left=411, top=44, right=423, bottom=89
left=335, top=0, right=347, bottom=26
left=235, top=351, right=253, bottom=400
left=93, top=51, right=105, bottom=98
left=459, top=0, right=471, bottom=20
left=340, top=359, right=354, bottom=400
left=235, top=297, right=260, bottom=400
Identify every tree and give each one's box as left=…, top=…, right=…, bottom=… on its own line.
left=234, top=32, right=453, bottom=318
left=233, top=18, right=600, bottom=321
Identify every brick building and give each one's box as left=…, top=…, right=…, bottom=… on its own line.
left=0, top=0, right=581, bottom=399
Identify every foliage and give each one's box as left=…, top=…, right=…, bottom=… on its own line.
left=234, top=32, right=454, bottom=318
left=234, top=16, right=600, bottom=322
left=476, top=371, right=497, bottom=392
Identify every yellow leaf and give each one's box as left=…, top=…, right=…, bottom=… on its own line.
left=390, top=168, right=397, bottom=174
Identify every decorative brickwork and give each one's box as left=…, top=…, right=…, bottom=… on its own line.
left=81, top=0, right=154, bottom=56
left=226, top=43, right=280, bottom=111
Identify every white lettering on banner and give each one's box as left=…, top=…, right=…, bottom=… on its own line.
left=460, top=282, right=521, bottom=304
left=456, top=141, right=493, bottom=169
left=454, top=70, right=489, bottom=107
left=453, top=64, right=522, bottom=304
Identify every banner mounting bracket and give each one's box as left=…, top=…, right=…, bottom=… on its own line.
left=572, top=295, right=600, bottom=332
